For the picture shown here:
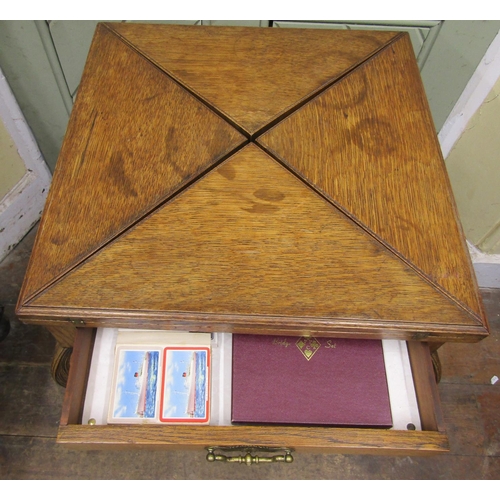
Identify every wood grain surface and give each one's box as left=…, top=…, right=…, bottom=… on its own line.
left=59, top=328, right=95, bottom=426
left=56, top=424, right=449, bottom=455
left=258, top=35, right=484, bottom=325
left=107, top=22, right=399, bottom=135
left=45, top=323, right=78, bottom=348
left=18, top=23, right=246, bottom=305
left=30, top=145, right=478, bottom=329
left=17, top=24, right=488, bottom=345
left=407, top=342, right=446, bottom=432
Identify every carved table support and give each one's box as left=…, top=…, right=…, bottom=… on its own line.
left=46, top=323, right=78, bottom=387
left=431, top=350, right=442, bottom=384
left=51, top=344, right=73, bottom=387
left=429, top=342, right=443, bottom=384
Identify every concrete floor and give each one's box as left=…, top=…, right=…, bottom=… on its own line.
left=1, top=226, right=499, bottom=479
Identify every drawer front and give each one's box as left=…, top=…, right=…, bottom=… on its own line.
left=57, top=328, right=449, bottom=456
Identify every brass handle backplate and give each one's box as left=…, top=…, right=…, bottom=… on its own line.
left=206, top=446, right=294, bottom=465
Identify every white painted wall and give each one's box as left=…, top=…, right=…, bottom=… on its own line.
left=438, top=30, right=500, bottom=158
left=0, top=66, right=51, bottom=262
left=0, top=117, right=26, bottom=199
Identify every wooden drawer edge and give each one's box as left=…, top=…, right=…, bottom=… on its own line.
left=57, top=424, right=449, bottom=455
left=17, top=306, right=489, bottom=343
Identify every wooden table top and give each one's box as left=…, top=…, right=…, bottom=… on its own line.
left=17, top=23, right=489, bottom=343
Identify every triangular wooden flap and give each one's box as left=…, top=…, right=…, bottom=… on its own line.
left=19, top=24, right=246, bottom=304
left=31, top=145, right=477, bottom=328
left=107, top=22, right=399, bottom=135
left=258, top=35, right=483, bottom=322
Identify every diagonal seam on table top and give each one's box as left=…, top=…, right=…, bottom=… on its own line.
left=19, top=144, right=250, bottom=310
left=17, top=24, right=249, bottom=307
left=18, top=25, right=405, bottom=308
left=253, top=141, right=484, bottom=328
left=22, top=144, right=484, bottom=332
left=103, top=22, right=250, bottom=138
left=104, top=22, right=406, bottom=139
left=254, top=35, right=485, bottom=326
left=19, top=26, right=485, bottom=331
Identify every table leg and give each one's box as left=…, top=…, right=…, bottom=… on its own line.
left=431, top=350, right=442, bottom=384
left=51, top=344, right=73, bottom=387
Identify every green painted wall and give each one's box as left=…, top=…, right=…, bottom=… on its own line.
left=421, top=20, right=500, bottom=131
left=0, top=21, right=70, bottom=171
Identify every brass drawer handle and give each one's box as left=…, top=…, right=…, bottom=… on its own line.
left=206, top=446, right=293, bottom=465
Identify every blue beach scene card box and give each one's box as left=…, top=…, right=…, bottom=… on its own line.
left=108, top=344, right=210, bottom=424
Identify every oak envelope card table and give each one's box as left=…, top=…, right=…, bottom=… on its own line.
left=16, top=23, right=489, bottom=457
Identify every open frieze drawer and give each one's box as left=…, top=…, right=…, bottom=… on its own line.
left=58, top=327, right=449, bottom=456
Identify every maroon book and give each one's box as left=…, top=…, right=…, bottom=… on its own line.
left=231, top=335, right=392, bottom=427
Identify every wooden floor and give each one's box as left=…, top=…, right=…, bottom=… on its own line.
left=1, top=226, right=499, bottom=479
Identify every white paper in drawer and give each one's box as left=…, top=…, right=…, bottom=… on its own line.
left=382, top=339, right=421, bottom=431
left=82, top=327, right=117, bottom=426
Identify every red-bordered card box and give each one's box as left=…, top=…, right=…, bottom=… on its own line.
left=160, top=347, right=211, bottom=424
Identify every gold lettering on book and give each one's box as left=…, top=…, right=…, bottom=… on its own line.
left=325, top=340, right=336, bottom=349
left=272, top=338, right=290, bottom=348
left=296, top=336, right=321, bottom=361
